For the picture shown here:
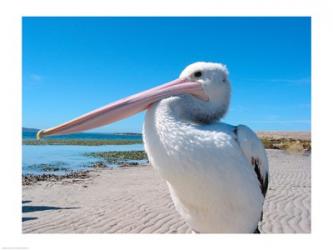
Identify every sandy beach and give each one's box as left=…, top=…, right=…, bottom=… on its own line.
left=22, top=149, right=311, bottom=233
left=257, top=131, right=311, bottom=140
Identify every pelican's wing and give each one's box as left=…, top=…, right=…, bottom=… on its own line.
left=234, top=125, right=269, bottom=197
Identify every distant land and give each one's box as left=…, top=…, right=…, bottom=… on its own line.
left=22, top=127, right=142, bottom=136
left=257, top=131, right=311, bottom=140
left=22, top=127, right=310, bottom=150
left=23, top=127, right=310, bottom=139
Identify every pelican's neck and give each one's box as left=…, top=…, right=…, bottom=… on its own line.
left=144, top=97, right=191, bottom=145
left=152, top=95, right=229, bottom=126
left=143, top=97, right=197, bottom=180
left=143, top=95, right=230, bottom=161
left=145, top=96, right=204, bottom=135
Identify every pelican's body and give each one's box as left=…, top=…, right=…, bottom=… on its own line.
left=37, top=61, right=269, bottom=233
left=143, top=97, right=267, bottom=233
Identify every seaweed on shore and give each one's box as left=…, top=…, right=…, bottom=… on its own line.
left=27, top=162, right=69, bottom=172
left=22, top=171, right=90, bottom=186
left=260, top=137, right=311, bottom=152
left=89, top=161, right=108, bottom=169
left=85, top=151, right=148, bottom=165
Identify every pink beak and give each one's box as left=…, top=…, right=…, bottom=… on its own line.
left=37, top=78, right=208, bottom=139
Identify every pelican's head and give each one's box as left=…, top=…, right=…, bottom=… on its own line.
left=176, top=62, right=231, bottom=123
left=37, top=62, right=230, bottom=139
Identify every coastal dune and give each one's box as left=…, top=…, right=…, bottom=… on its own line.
left=22, top=149, right=311, bottom=233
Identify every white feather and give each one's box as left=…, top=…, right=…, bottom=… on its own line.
left=143, top=62, right=268, bottom=233
left=143, top=99, right=265, bottom=233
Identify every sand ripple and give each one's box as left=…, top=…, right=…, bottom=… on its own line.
left=23, top=150, right=310, bottom=233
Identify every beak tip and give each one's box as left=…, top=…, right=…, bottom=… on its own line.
left=36, top=129, right=45, bottom=140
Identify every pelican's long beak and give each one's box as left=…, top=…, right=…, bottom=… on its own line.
left=37, top=78, right=208, bottom=139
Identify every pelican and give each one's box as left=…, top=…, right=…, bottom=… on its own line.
left=37, top=62, right=269, bottom=233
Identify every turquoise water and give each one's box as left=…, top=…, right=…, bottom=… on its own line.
left=23, top=134, right=145, bottom=175
left=23, top=130, right=142, bottom=141
left=22, top=130, right=146, bottom=175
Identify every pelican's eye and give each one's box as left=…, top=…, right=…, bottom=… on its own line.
left=193, top=71, right=202, bottom=78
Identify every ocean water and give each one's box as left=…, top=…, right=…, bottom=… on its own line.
left=23, top=131, right=142, bottom=141
left=22, top=131, right=145, bottom=176
left=23, top=144, right=145, bottom=175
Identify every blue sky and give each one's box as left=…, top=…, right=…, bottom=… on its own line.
left=23, top=17, right=311, bottom=133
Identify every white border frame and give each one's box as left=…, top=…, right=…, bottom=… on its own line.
left=1, top=0, right=332, bottom=250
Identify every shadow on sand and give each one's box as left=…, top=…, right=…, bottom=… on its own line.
left=22, top=205, right=78, bottom=213
left=22, top=200, right=78, bottom=222
left=22, top=217, right=38, bottom=222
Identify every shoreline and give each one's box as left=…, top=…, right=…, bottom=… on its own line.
left=22, top=131, right=310, bottom=146
left=22, top=162, right=146, bottom=186
left=22, top=149, right=311, bottom=233
left=22, top=148, right=308, bottom=185
left=22, top=133, right=311, bottom=177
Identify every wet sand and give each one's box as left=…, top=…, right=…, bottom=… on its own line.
left=22, top=149, right=311, bottom=233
